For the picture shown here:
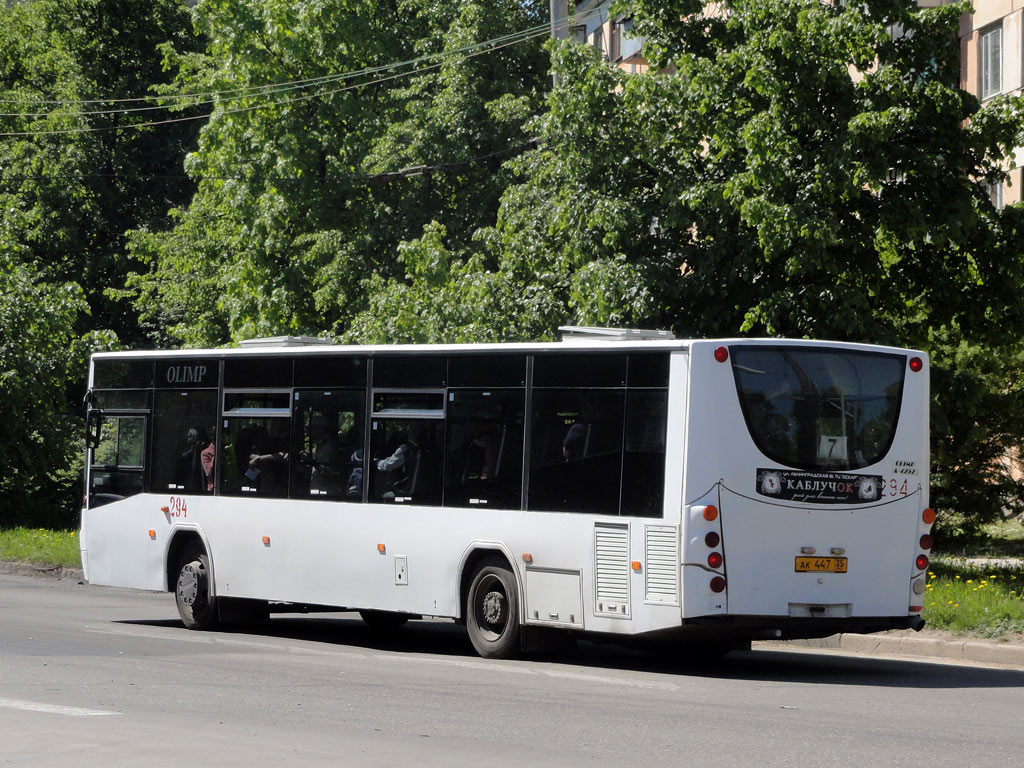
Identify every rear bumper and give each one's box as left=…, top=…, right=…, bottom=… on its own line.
left=670, top=614, right=926, bottom=642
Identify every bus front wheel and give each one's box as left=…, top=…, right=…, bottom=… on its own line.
left=466, top=558, right=520, bottom=659
left=175, top=544, right=218, bottom=630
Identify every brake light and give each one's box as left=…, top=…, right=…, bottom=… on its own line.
left=708, top=552, right=723, bottom=569
left=909, top=356, right=923, bottom=372
left=714, top=346, right=729, bottom=363
left=915, top=554, right=929, bottom=571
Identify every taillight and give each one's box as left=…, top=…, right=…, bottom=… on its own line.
left=704, top=531, right=720, bottom=548
left=714, top=346, right=729, bottom=363
left=710, top=576, right=726, bottom=593
left=916, top=554, right=929, bottom=571
left=708, top=552, right=723, bottom=569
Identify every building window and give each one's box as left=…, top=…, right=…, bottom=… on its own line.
left=980, top=25, right=1002, bottom=100
left=989, top=181, right=1004, bottom=210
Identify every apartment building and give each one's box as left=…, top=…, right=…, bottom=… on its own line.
left=958, top=0, right=1024, bottom=205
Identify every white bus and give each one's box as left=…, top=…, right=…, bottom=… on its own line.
left=80, top=329, right=932, bottom=658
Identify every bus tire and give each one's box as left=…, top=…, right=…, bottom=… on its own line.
left=359, top=610, right=410, bottom=632
left=175, top=543, right=218, bottom=631
left=466, top=557, right=521, bottom=659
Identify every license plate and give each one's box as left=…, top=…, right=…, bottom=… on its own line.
left=795, top=556, right=847, bottom=573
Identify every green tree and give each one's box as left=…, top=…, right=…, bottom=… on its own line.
left=128, top=0, right=550, bottom=346
left=0, top=0, right=198, bottom=526
left=0, top=0, right=201, bottom=340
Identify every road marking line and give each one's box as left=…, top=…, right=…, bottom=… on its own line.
left=0, top=698, right=120, bottom=717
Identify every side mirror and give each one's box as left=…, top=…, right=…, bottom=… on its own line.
left=86, top=409, right=103, bottom=450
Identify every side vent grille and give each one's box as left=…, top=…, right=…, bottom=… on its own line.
left=595, top=523, right=630, bottom=617
left=645, top=525, right=679, bottom=605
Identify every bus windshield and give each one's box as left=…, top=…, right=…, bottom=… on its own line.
left=731, top=346, right=905, bottom=471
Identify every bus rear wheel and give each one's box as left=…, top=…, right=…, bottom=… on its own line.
left=466, top=558, right=520, bottom=659
left=175, top=543, right=218, bottom=630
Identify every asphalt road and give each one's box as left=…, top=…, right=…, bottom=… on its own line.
left=1, top=573, right=1022, bottom=768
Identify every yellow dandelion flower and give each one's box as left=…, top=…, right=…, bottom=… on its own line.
left=955, top=575, right=961, bottom=580
left=929, top=573, right=937, bottom=579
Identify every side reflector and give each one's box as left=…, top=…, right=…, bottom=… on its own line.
left=922, top=508, right=935, bottom=525
left=714, top=346, right=729, bottom=363
left=710, top=576, right=726, bottom=593
left=702, top=505, right=719, bottom=522
left=909, top=605, right=923, bottom=613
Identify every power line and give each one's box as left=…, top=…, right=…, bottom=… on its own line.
left=0, top=8, right=603, bottom=129
left=0, top=25, right=556, bottom=138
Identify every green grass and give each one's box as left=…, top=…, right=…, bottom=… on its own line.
left=0, top=527, right=82, bottom=568
left=923, top=558, right=1024, bottom=638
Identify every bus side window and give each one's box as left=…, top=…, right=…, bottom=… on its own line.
left=444, top=390, right=524, bottom=509
left=290, top=390, right=365, bottom=501
left=89, top=415, right=146, bottom=507
left=370, top=418, right=444, bottom=505
left=528, top=389, right=624, bottom=515
left=152, top=391, right=218, bottom=495
left=620, top=389, right=668, bottom=517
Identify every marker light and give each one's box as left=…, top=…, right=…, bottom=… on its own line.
left=915, top=554, right=929, bottom=571
left=922, top=508, right=935, bottom=525
left=632, top=561, right=642, bottom=572
left=708, top=552, right=724, bottom=569
left=704, top=531, right=721, bottom=548
left=522, top=553, right=533, bottom=564
left=148, top=530, right=156, bottom=540
left=262, top=536, right=271, bottom=546
left=710, top=576, right=727, bottom=593
left=702, top=505, right=719, bottom=522
left=714, top=346, right=729, bottom=363
left=919, top=534, right=934, bottom=550
left=909, top=357, right=924, bottom=372
left=377, top=543, right=386, bottom=554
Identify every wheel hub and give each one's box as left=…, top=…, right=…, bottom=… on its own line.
left=481, top=589, right=505, bottom=626
left=178, top=563, right=200, bottom=606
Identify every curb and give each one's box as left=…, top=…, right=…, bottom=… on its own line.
left=761, top=632, right=1024, bottom=667
left=0, top=562, right=84, bottom=581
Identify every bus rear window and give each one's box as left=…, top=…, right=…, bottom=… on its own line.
left=731, top=346, right=905, bottom=471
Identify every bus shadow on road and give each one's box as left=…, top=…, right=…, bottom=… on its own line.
left=117, top=613, right=1024, bottom=690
